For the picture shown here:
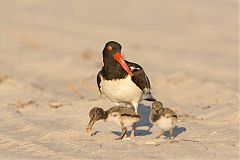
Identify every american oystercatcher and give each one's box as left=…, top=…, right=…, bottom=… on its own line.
left=97, top=41, right=156, bottom=113
left=149, top=101, right=178, bottom=139
left=85, top=106, right=140, bottom=140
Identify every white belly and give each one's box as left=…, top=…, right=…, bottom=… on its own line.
left=120, top=116, right=140, bottom=128
left=155, top=117, right=175, bottom=130
left=107, top=113, right=140, bottom=128
left=101, top=75, right=143, bottom=104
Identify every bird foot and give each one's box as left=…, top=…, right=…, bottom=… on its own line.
left=115, top=137, right=123, bottom=140
left=130, top=134, right=135, bottom=139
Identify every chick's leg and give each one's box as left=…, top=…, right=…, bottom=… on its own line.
left=169, top=127, right=174, bottom=140
left=130, top=126, right=136, bottom=139
left=116, top=127, right=127, bottom=140
left=155, top=129, right=164, bottom=139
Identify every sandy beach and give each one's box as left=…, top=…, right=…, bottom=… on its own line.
left=0, top=0, right=239, bottom=159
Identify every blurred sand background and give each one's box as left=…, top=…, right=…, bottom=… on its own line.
left=0, top=0, right=239, bottom=159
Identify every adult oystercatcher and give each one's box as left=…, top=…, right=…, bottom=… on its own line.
left=97, top=41, right=156, bottom=113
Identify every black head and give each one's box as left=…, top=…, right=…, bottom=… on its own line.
left=89, top=107, right=105, bottom=120
left=102, top=41, right=133, bottom=76
left=151, top=101, right=163, bottom=114
left=103, top=41, right=122, bottom=58
left=85, top=107, right=107, bottom=132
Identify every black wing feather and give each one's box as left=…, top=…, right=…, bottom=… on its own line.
left=126, top=61, right=156, bottom=101
left=97, top=70, right=102, bottom=93
left=125, top=61, right=150, bottom=91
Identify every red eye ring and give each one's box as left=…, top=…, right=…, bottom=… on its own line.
left=107, top=46, right=112, bottom=51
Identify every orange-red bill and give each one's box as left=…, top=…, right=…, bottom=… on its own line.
left=85, top=118, right=96, bottom=132
left=114, top=53, right=133, bottom=76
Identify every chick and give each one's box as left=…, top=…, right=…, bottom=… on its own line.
left=150, top=101, right=178, bottom=139
left=85, top=106, right=141, bottom=140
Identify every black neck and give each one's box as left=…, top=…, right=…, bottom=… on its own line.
left=102, top=56, right=128, bottom=80
left=150, top=112, right=160, bottom=122
left=102, top=110, right=109, bottom=120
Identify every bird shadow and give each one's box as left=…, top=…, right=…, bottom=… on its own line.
left=111, top=126, right=186, bottom=139
left=136, top=103, right=153, bottom=130
left=111, top=103, right=153, bottom=137
left=112, top=129, right=152, bottom=137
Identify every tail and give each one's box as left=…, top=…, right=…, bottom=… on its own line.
left=143, top=94, right=157, bottom=102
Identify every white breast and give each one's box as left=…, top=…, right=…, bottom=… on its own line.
left=101, top=75, right=143, bottom=104
left=155, top=117, right=175, bottom=130
left=107, top=112, right=121, bottom=126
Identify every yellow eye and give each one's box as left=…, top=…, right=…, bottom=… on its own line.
left=107, top=45, right=112, bottom=51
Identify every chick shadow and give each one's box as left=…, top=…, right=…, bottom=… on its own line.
left=163, top=126, right=187, bottom=139
left=90, top=131, right=101, bottom=136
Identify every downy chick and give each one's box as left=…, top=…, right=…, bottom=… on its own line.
left=86, top=106, right=141, bottom=140
left=150, top=101, right=178, bottom=139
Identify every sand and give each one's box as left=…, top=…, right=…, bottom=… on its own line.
left=0, top=0, right=239, bottom=159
